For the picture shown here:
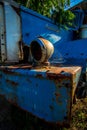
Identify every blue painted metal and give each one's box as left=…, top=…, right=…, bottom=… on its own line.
left=20, top=6, right=73, bottom=46
left=0, top=1, right=22, bottom=63
left=80, top=24, right=87, bottom=38
left=51, top=39, right=87, bottom=72
left=71, top=9, right=85, bottom=30
left=0, top=0, right=87, bottom=126
left=65, top=0, right=87, bottom=10
left=0, top=65, right=81, bottom=125
left=4, top=3, right=21, bottom=62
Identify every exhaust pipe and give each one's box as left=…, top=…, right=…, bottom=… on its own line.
left=30, top=37, right=54, bottom=64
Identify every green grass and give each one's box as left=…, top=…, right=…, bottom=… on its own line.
left=21, top=98, right=87, bottom=130
left=1, top=97, right=87, bottom=130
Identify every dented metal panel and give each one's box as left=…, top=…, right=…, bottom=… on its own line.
left=0, top=65, right=81, bottom=125
left=4, top=2, right=21, bottom=62
left=20, top=6, right=73, bottom=46
left=0, top=0, right=84, bottom=126
left=52, top=39, right=87, bottom=72
left=0, top=4, right=6, bottom=62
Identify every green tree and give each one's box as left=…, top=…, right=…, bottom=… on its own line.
left=14, top=0, right=75, bottom=28
left=25, top=0, right=70, bottom=17
left=14, top=0, right=70, bottom=15
left=14, top=0, right=27, bottom=6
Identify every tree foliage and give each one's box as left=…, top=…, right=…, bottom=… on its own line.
left=14, top=0, right=70, bottom=14
left=14, top=0, right=75, bottom=28
left=22, top=0, right=70, bottom=17
left=14, top=0, right=27, bottom=6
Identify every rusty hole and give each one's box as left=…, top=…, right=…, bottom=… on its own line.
left=49, top=105, right=54, bottom=110
left=52, top=97, right=55, bottom=101
left=64, top=83, right=71, bottom=88
left=60, top=71, right=65, bottom=74
left=64, top=116, right=68, bottom=120
left=25, top=33, right=29, bottom=36
left=6, top=79, right=18, bottom=86
left=55, top=92, right=61, bottom=97
left=3, top=70, right=20, bottom=76
left=65, top=53, right=69, bottom=55
left=35, top=74, right=43, bottom=78
left=80, top=53, right=84, bottom=56
left=47, top=73, right=70, bottom=81
left=36, top=83, right=38, bottom=87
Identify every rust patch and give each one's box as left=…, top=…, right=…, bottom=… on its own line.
left=20, top=65, right=32, bottom=69
left=55, top=92, right=62, bottom=104
left=55, top=92, right=61, bottom=97
left=46, top=66, right=81, bottom=81
left=56, top=120, right=71, bottom=127
left=46, top=72, right=71, bottom=81
left=7, top=98, right=18, bottom=106
left=6, top=79, right=18, bottom=87
left=35, top=74, right=43, bottom=78
left=64, top=83, right=71, bottom=88
left=46, top=66, right=80, bottom=74
left=7, top=65, right=32, bottom=69
left=2, top=69, right=20, bottom=76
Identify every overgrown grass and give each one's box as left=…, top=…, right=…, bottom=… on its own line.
left=11, top=98, right=87, bottom=130
left=66, top=98, right=87, bottom=130
left=0, top=97, right=87, bottom=130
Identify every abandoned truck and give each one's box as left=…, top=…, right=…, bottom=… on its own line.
left=0, top=0, right=87, bottom=126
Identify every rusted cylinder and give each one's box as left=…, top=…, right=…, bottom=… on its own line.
left=80, top=24, right=87, bottom=38
left=30, top=37, right=54, bottom=63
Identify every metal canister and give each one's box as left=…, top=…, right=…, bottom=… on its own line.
left=30, top=37, right=54, bottom=63
left=80, top=24, right=87, bottom=39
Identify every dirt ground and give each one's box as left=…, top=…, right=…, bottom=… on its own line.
left=69, top=98, right=87, bottom=130
left=0, top=97, right=87, bottom=130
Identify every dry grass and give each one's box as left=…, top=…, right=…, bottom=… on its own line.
left=12, top=98, right=87, bottom=130
left=0, top=97, right=87, bottom=130
left=69, top=98, right=87, bottom=130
